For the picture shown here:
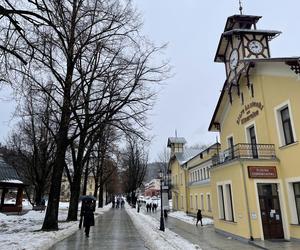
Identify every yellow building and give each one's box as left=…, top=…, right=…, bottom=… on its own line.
left=168, top=137, right=219, bottom=218
left=209, top=13, right=300, bottom=241
left=186, top=143, right=219, bottom=218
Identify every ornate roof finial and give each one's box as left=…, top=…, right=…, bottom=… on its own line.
left=239, top=0, right=243, bottom=15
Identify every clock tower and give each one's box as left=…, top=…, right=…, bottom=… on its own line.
left=214, top=14, right=281, bottom=85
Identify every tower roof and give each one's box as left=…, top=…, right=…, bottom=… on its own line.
left=214, top=14, right=281, bottom=63
left=167, top=137, right=186, bottom=147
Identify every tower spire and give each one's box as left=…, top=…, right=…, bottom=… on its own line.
left=239, top=0, right=243, bottom=15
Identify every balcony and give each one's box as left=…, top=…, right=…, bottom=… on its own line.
left=212, top=143, right=276, bottom=166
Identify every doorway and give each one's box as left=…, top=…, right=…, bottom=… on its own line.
left=257, top=183, right=284, bottom=239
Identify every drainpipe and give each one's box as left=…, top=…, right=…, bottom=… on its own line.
left=240, top=160, right=254, bottom=241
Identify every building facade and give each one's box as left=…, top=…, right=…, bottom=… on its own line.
left=169, top=12, right=300, bottom=243
left=209, top=13, right=300, bottom=241
left=144, top=179, right=160, bottom=197
left=168, top=137, right=218, bottom=218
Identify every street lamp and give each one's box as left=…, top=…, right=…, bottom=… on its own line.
left=159, top=170, right=165, bottom=231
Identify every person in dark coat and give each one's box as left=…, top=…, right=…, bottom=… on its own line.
left=196, top=209, right=203, bottom=226
left=82, top=200, right=95, bottom=237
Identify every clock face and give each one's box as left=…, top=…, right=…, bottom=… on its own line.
left=248, top=40, right=263, bottom=54
left=229, top=49, right=239, bottom=70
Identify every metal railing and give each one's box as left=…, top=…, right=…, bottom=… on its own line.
left=212, top=143, right=276, bottom=166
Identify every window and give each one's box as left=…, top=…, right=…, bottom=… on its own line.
left=225, top=184, right=234, bottom=221
left=275, top=101, right=296, bottom=147
left=217, top=183, right=235, bottom=221
left=200, top=194, right=204, bottom=210
left=190, top=195, right=193, bottom=209
left=195, top=195, right=198, bottom=209
left=181, top=195, right=184, bottom=209
left=200, top=169, right=203, bottom=180
left=207, top=194, right=211, bottom=211
left=293, top=182, right=300, bottom=224
left=227, top=136, right=234, bottom=159
left=203, top=168, right=206, bottom=179
left=281, top=107, right=294, bottom=145
left=207, top=167, right=210, bottom=178
left=218, top=185, right=225, bottom=219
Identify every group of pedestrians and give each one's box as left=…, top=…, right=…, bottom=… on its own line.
left=146, top=202, right=157, bottom=212
left=112, top=196, right=125, bottom=209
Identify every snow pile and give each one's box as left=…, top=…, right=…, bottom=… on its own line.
left=168, top=211, right=213, bottom=226
left=126, top=204, right=201, bottom=250
left=0, top=201, right=111, bottom=250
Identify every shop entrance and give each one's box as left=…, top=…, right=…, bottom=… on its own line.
left=258, top=183, right=284, bottom=239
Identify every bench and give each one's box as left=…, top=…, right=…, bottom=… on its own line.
left=32, top=205, right=46, bottom=211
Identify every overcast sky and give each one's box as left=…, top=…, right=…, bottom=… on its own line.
left=130, top=0, right=300, bottom=162
left=0, top=1, right=299, bottom=162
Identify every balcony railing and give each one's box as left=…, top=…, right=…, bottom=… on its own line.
left=212, top=143, right=276, bottom=166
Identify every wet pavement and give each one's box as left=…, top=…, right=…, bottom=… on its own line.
left=140, top=204, right=258, bottom=250
left=140, top=203, right=300, bottom=250
left=50, top=207, right=147, bottom=250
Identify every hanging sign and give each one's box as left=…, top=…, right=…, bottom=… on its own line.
left=236, top=101, right=264, bottom=125
left=248, top=166, right=277, bottom=179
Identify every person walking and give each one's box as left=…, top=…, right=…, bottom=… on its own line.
left=82, top=200, right=95, bottom=237
left=196, top=209, right=203, bottom=226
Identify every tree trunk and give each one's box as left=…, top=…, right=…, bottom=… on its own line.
left=42, top=142, right=67, bottom=230
left=99, top=180, right=104, bottom=208
left=34, top=185, right=43, bottom=205
left=82, top=165, right=89, bottom=196
left=42, top=75, right=72, bottom=230
left=67, top=171, right=82, bottom=221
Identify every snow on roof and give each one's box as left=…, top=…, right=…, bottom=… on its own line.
left=0, top=179, right=24, bottom=184
left=174, top=148, right=202, bottom=166
left=0, top=158, right=23, bottom=183
left=167, top=137, right=186, bottom=146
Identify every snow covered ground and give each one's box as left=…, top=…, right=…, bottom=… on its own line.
left=126, top=203, right=201, bottom=250
left=0, top=200, right=111, bottom=250
left=168, top=211, right=214, bottom=226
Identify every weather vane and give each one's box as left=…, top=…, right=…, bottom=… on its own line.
left=239, top=0, right=243, bottom=15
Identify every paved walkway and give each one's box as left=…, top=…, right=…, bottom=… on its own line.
left=141, top=204, right=300, bottom=250
left=141, top=207, right=256, bottom=250
left=50, top=208, right=147, bottom=250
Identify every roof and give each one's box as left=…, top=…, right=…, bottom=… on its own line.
left=167, top=137, right=187, bottom=147
left=215, top=29, right=280, bottom=63
left=208, top=57, right=300, bottom=131
left=0, top=158, right=23, bottom=184
left=224, top=15, right=262, bottom=32
left=174, top=148, right=202, bottom=166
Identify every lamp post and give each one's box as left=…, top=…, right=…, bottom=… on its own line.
left=159, top=170, right=165, bottom=231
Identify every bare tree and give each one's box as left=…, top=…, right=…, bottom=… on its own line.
left=2, top=87, right=56, bottom=205
left=121, top=136, right=148, bottom=205
left=0, top=0, right=168, bottom=230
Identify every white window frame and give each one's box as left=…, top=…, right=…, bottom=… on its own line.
left=207, top=193, right=212, bottom=212
left=200, top=193, right=204, bottom=210
left=286, top=177, right=300, bottom=224
left=216, top=180, right=235, bottom=222
left=274, top=100, right=297, bottom=147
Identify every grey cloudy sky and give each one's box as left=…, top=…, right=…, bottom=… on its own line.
left=0, top=1, right=299, bottom=162
left=131, top=0, right=300, bottom=161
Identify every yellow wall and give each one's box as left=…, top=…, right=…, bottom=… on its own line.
left=170, top=159, right=187, bottom=212
left=212, top=63, right=300, bottom=240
